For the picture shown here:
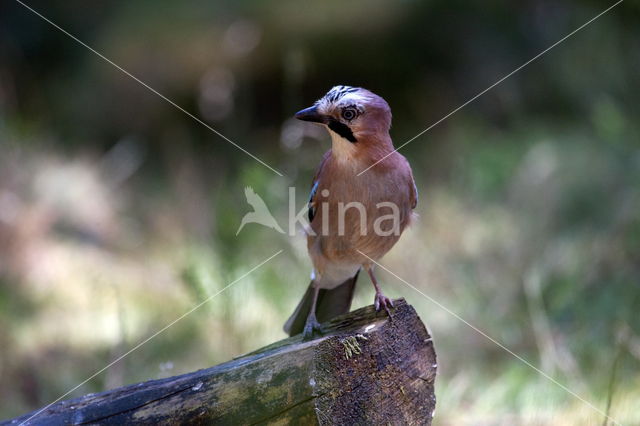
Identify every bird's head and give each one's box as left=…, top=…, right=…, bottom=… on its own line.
left=294, top=86, right=391, bottom=145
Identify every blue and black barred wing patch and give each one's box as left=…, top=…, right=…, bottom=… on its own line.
left=308, top=180, right=319, bottom=222
left=411, top=180, right=418, bottom=209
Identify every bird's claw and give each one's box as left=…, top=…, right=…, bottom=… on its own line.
left=302, top=315, right=323, bottom=341
left=374, top=293, right=394, bottom=318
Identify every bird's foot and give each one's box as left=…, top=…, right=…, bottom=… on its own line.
left=302, top=314, right=323, bottom=342
left=374, top=292, right=394, bottom=318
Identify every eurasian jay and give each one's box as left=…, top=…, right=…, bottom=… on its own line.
left=284, top=86, right=418, bottom=339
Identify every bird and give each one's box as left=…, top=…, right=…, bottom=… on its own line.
left=284, top=85, right=418, bottom=339
left=236, top=186, right=284, bottom=235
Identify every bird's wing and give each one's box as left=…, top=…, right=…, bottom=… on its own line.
left=245, top=186, right=268, bottom=210
left=409, top=175, right=418, bottom=209
left=401, top=156, right=418, bottom=210
left=308, top=151, right=330, bottom=223
left=308, top=180, right=319, bottom=222
left=244, top=186, right=257, bottom=203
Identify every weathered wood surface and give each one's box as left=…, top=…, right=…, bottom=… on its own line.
left=6, top=299, right=437, bottom=425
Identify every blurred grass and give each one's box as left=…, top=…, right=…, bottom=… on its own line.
left=1, top=0, right=640, bottom=424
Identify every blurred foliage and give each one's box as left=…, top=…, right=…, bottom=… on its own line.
left=1, top=0, right=639, bottom=424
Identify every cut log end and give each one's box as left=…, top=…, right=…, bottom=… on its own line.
left=6, top=299, right=436, bottom=425
left=312, top=300, right=437, bottom=425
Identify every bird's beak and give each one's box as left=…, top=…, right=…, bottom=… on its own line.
left=294, top=106, right=326, bottom=123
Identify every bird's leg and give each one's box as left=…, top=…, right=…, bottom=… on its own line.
left=302, top=283, right=323, bottom=341
left=366, top=266, right=394, bottom=317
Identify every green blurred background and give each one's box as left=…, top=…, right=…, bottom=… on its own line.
left=1, top=0, right=639, bottom=424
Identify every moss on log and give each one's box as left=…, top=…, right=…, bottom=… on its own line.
left=6, top=299, right=437, bottom=425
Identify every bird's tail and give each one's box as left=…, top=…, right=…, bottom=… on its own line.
left=283, top=271, right=360, bottom=336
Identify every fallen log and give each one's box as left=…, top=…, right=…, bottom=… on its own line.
left=6, top=298, right=437, bottom=425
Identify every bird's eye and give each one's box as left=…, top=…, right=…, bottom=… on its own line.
left=341, top=108, right=357, bottom=121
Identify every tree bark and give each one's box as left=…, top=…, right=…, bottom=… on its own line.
left=6, top=299, right=437, bottom=425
